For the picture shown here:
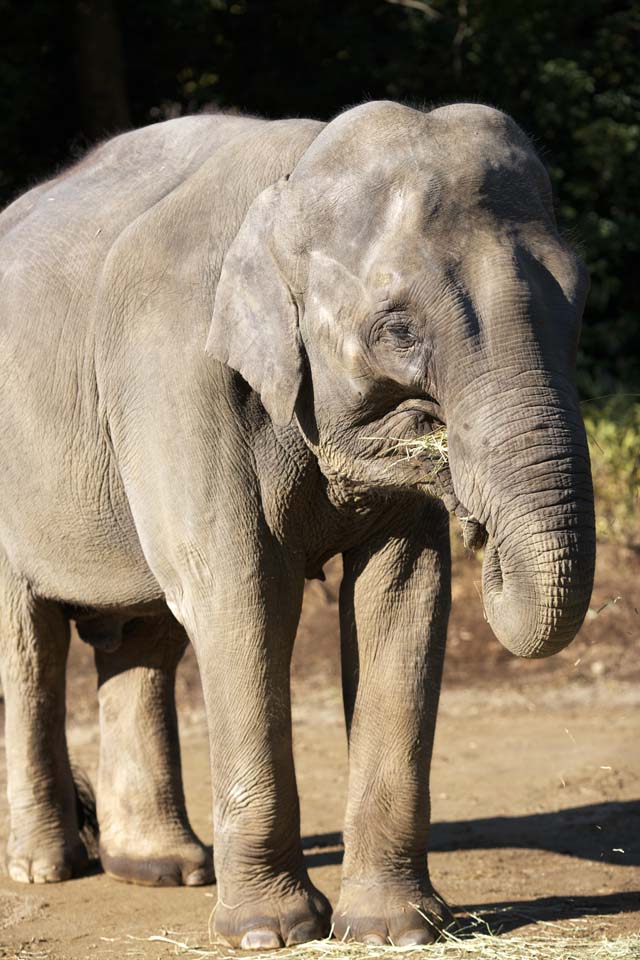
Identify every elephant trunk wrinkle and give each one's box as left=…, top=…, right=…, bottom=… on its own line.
left=446, top=402, right=595, bottom=659
left=480, top=496, right=595, bottom=658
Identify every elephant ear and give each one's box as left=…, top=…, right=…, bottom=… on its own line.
left=206, top=178, right=304, bottom=426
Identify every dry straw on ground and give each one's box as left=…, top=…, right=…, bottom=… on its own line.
left=130, top=911, right=640, bottom=960
left=129, top=923, right=640, bottom=960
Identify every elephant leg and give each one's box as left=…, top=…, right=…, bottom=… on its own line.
left=333, top=503, right=455, bottom=945
left=0, top=554, right=87, bottom=882
left=94, top=615, right=213, bottom=886
left=173, top=542, right=331, bottom=949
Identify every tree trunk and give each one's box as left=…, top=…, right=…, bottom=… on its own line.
left=72, top=0, right=131, bottom=141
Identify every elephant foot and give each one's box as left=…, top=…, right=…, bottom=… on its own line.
left=100, top=835, right=213, bottom=886
left=332, top=882, right=455, bottom=945
left=7, top=836, right=88, bottom=884
left=214, top=883, right=331, bottom=949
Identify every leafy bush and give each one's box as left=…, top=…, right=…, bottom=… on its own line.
left=584, top=397, right=640, bottom=545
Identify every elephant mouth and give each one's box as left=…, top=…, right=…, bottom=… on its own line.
left=361, top=398, right=447, bottom=463
left=361, top=399, right=444, bottom=448
left=321, top=401, right=484, bottom=550
left=360, top=400, right=489, bottom=549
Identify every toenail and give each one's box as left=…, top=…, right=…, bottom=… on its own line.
left=185, top=868, right=210, bottom=886
left=240, top=929, right=284, bottom=950
left=9, top=863, right=31, bottom=884
left=362, top=933, right=386, bottom=945
left=37, top=863, right=71, bottom=883
left=286, top=920, right=321, bottom=946
left=395, top=928, right=437, bottom=946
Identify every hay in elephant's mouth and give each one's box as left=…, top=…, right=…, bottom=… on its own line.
left=363, top=425, right=449, bottom=480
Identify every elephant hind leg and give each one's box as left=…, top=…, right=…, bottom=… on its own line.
left=0, top=555, right=88, bottom=883
left=94, top=614, right=213, bottom=887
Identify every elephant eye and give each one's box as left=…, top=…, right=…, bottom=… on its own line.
left=370, top=307, right=420, bottom=352
left=386, top=320, right=416, bottom=342
left=378, top=316, right=419, bottom=348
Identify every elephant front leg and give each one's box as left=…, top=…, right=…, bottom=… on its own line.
left=177, top=549, right=331, bottom=949
left=93, top=616, right=213, bottom=886
left=334, top=504, right=455, bottom=945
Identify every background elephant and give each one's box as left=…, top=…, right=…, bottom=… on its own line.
left=0, top=100, right=594, bottom=947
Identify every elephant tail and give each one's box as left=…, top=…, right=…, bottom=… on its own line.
left=72, top=764, right=100, bottom=859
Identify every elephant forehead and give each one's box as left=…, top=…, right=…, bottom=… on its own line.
left=305, top=242, right=437, bottom=316
left=291, top=100, right=428, bottom=175
left=294, top=99, right=524, bottom=170
left=292, top=99, right=543, bottom=196
left=300, top=179, right=442, bottom=278
left=290, top=159, right=546, bottom=276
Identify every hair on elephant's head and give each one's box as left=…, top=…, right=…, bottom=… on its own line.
left=207, top=100, right=595, bottom=660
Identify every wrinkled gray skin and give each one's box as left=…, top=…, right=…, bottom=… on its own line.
left=0, top=102, right=595, bottom=947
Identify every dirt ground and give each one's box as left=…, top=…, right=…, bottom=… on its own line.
left=1, top=540, right=638, bottom=958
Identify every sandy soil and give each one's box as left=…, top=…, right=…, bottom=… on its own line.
left=1, top=542, right=638, bottom=958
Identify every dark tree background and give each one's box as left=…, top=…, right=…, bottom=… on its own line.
left=1, top=0, right=638, bottom=396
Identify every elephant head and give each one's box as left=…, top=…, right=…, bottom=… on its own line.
left=207, top=100, right=595, bottom=659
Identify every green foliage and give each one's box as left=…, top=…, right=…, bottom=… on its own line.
left=584, top=397, right=640, bottom=545
left=0, top=0, right=638, bottom=395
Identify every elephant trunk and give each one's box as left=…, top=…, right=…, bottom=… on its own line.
left=448, top=388, right=596, bottom=659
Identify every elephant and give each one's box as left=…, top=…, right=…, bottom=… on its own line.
left=0, top=100, right=595, bottom=947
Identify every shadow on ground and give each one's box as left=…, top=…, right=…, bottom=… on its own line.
left=458, top=891, right=640, bottom=934
left=302, top=799, right=639, bottom=869
left=302, top=804, right=639, bottom=934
